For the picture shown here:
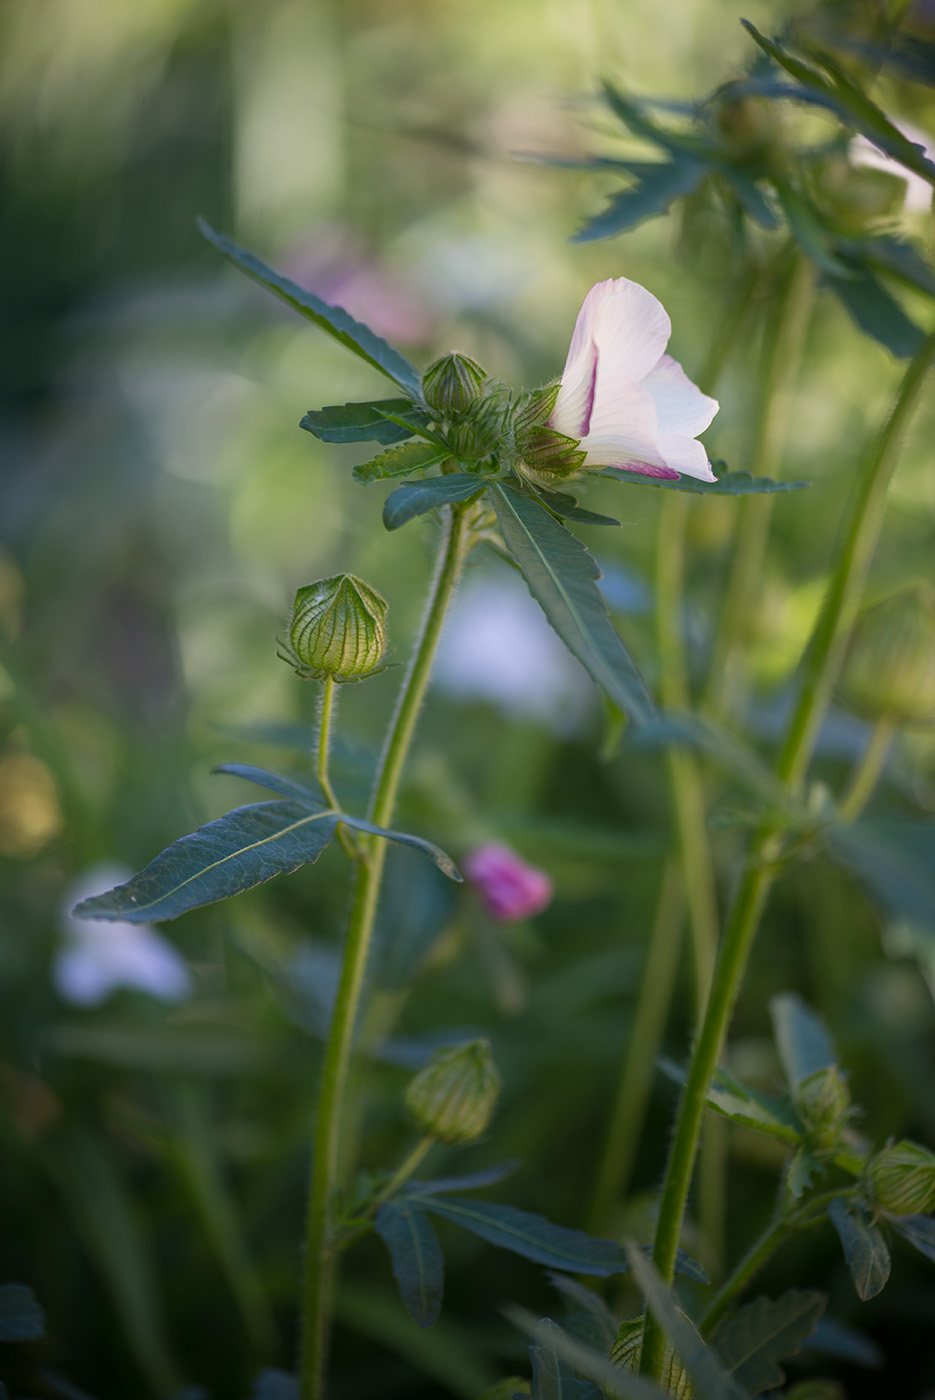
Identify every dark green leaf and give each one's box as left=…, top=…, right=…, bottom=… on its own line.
left=713, top=1290, right=826, bottom=1394
left=871, top=34, right=935, bottom=86
left=251, top=1371, right=298, bottom=1400
left=596, top=466, right=809, bottom=495
left=601, top=81, right=709, bottom=159
left=417, top=1196, right=631, bottom=1276
left=829, top=820, right=935, bottom=931
left=890, top=1213, right=935, bottom=1264
left=839, top=236, right=935, bottom=298
left=572, top=159, right=706, bottom=241
left=338, top=815, right=461, bottom=881
left=626, top=1248, right=746, bottom=1400
left=0, top=1284, right=44, bottom=1342
left=529, top=1319, right=603, bottom=1399
left=198, top=221, right=422, bottom=398
left=374, top=1201, right=444, bottom=1328
left=771, top=994, right=837, bottom=1090
left=826, top=268, right=926, bottom=359
left=300, top=400, right=423, bottom=445
left=660, top=1059, right=801, bottom=1143
left=530, top=485, right=620, bottom=526
left=787, top=1146, right=822, bottom=1198
left=721, top=166, right=780, bottom=229
left=73, top=803, right=338, bottom=923
left=404, top=1162, right=520, bottom=1197
left=547, top=1274, right=618, bottom=1351
left=354, top=442, right=450, bottom=484
left=828, top=1198, right=891, bottom=1300
left=626, top=712, right=788, bottom=808
left=489, top=484, right=654, bottom=724
left=212, top=763, right=327, bottom=807
left=383, top=474, right=488, bottom=530
left=506, top=1305, right=670, bottom=1399
left=775, top=184, right=856, bottom=277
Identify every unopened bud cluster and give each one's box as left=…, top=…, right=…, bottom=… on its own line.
left=839, top=585, right=935, bottom=727
left=869, top=1139, right=935, bottom=1217
left=405, top=1039, right=501, bottom=1145
left=279, top=574, right=388, bottom=683
left=795, top=1066, right=851, bottom=1153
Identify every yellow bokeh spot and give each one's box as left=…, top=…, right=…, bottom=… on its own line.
left=0, top=751, right=64, bottom=859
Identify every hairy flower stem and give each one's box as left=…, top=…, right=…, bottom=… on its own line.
left=300, top=506, right=471, bottom=1400
left=642, top=331, right=935, bottom=1382
left=316, top=675, right=360, bottom=861
left=705, top=251, right=817, bottom=721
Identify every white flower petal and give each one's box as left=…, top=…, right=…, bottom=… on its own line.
left=643, top=354, right=719, bottom=437
left=656, top=433, right=717, bottom=482
left=580, top=376, right=667, bottom=470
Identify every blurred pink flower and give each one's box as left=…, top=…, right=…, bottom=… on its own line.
left=549, top=278, right=718, bottom=482
left=464, top=844, right=553, bottom=922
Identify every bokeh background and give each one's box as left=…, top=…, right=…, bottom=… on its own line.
left=3, top=0, right=935, bottom=1397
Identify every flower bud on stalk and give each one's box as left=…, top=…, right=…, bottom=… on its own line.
left=838, top=584, right=935, bottom=727
left=423, top=352, right=487, bottom=417
left=405, top=1039, right=501, bottom=1145
left=279, top=574, right=388, bottom=683
left=869, top=1139, right=935, bottom=1216
left=795, top=1066, right=851, bottom=1153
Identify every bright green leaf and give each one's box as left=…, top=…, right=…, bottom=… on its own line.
left=712, top=1290, right=826, bottom=1394
left=354, top=442, right=450, bottom=484
left=828, top=1198, right=891, bottom=1300
left=374, top=1201, right=444, bottom=1328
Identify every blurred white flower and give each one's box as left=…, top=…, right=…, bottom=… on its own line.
left=549, top=278, right=719, bottom=482
left=55, top=863, right=191, bottom=1006
left=434, top=573, right=592, bottom=732
left=850, top=123, right=935, bottom=214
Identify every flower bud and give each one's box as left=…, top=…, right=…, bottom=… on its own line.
left=464, top=844, right=553, bottom=923
left=423, top=352, right=487, bottom=417
left=611, top=1315, right=694, bottom=1398
left=279, top=574, right=388, bottom=683
left=795, top=1066, right=851, bottom=1150
left=869, top=1139, right=935, bottom=1216
left=404, top=1039, right=501, bottom=1145
left=838, top=584, right=935, bottom=727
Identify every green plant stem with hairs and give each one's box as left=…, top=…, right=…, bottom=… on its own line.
left=316, top=673, right=361, bottom=861
left=300, top=505, right=473, bottom=1400
left=641, top=331, right=935, bottom=1382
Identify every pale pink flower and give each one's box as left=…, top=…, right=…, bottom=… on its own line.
left=549, top=278, right=719, bottom=482
left=464, top=844, right=553, bottom=923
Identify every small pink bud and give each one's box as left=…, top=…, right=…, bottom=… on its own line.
left=463, top=844, right=553, bottom=922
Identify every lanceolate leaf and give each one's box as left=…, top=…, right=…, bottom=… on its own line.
left=404, top=1161, right=520, bottom=1196
left=337, top=814, right=461, bottom=881
left=383, top=474, right=488, bottom=530
left=374, top=1200, right=444, bottom=1328
left=771, top=994, right=837, bottom=1090
left=828, top=1198, right=891, bottom=1301
left=712, top=1290, right=826, bottom=1394
left=596, top=467, right=809, bottom=495
left=213, top=763, right=327, bottom=806
left=529, top=1319, right=603, bottom=1399
left=531, top=484, right=620, bottom=526
left=826, top=268, right=926, bottom=360
left=572, top=158, right=707, bottom=242
left=198, top=221, right=423, bottom=398
left=300, top=400, right=423, bottom=445
left=354, top=442, right=450, bottom=484
left=415, top=1196, right=632, bottom=1276
left=73, top=803, right=339, bottom=923
left=489, top=483, right=655, bottom=724
left=547, top=1274, right=618, bottom=1351
left=890, top=1213, right=935, bottom=1265
left=658, top=1058, right=801, bottom=1142
left=830, top=820, right=935, bottom=931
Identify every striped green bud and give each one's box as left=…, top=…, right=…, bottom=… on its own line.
left=796, top=1066, right=851, bottom=1151
left=611, top=1315, right=694, bottom=1397
left=423, top=353, right=487, bottom=417
left=838, top=584, right=935, bottom=727
left=405, top=1039, right=501, bottom=1145
left=870, top=1139, right=935, bottom=1216
left=279, top=574, right=387, bottom=683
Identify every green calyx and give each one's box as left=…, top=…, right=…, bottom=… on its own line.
left=795, top=1066, right=851, bottom=1152
left=869, top=1139, right=935, bottom=1216
left=423, top=352, right=487, bottom=417
left=512, top=383, right=586, bottom=481
left=838, top=583, right=935, bottom=727
left=279, top=574, right=388, bottom=683
left=404, top=1039, right=502, bottom=1145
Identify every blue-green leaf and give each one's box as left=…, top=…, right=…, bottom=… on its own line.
left=890, top=1213, right=935, bottom=1265
left=775, top=184, right=857, bottom=277
left=417, top=1196, right=631, bottom=1276
left=489, top=483, right=654, bottom=724
left=0, top=1284, right=45, bottom=1342
left=627, top=1248, right=746, bottom=1400
left=626, top=712, right=788, bottom=808
left=337, top=814, right=461, bottom=881
left=383, top=474, right=488, bottom=529
left=840, top=236, right=935, bottom=298
left=212, top=763, right=327, bottom=807
left=596, top=466, right=809, bottom=495
left=826, top=268, right=926, bottom=359
left=529, top=1319, right=602, bottom=1399
left=828, top=1198, right=891, bottom=1300
left=198, top=221, right=422, bottom=398
left=251, top=1369, right=298, bottom=1400
left=547, top=1274, right=618, bottom=1351
left=354, top=442, right=450, bottom=484
left=505, top=1305, right=671, bottom=1400
left=531, top=485, right=620, bottom=526
left=829, top=820, right=935, bottom=931
left=73, top=803, right=338, bottom=923
left=660, top=1058, right=801, bottom=1141
left=300, top=400, right=423, bottom=445
left=712, top=1290, right=826, bottom=1394
left=572, top=159, right=706, bottom=242
left=404, top=1161, right=520, bottom=1196
left=374, top=1200, right=444, bottom=1327
left=771, top=994, right=837, bottom=1090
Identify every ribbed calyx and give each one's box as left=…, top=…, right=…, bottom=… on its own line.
left=279, top=574, right=388, bottom=683
left=839, top=584, right=935, bottom=726
left=870, top=1139, right=935, bottom=1216
left=423, top=352, right=487, bottom=417
left=404, top=1038, right=501, bottom=1145
left=513, top=384, right=586, bottom=481
left=795, top=1066, right=851, bottom=1152
left=611, top=1316, right=694, bottom=1397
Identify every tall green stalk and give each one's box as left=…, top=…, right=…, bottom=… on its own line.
left=642, top=331, right=935, bottom=1380
left=299, top=506, right=471, bottom=1400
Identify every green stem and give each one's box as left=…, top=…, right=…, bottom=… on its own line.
left=642, top=332, right=935, bottom=1381
left=704, top=252, right=817, bottom=721
left=838, top=716, right=895, bottom=823
left=299, top=506, right=471, bottom=1400
left=370, top=1136, right=435, bottom=1213
left=316, top=674, right=360, bottom=861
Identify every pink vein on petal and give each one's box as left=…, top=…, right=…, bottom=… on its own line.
left=578, top=343, right=598, bottom=437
